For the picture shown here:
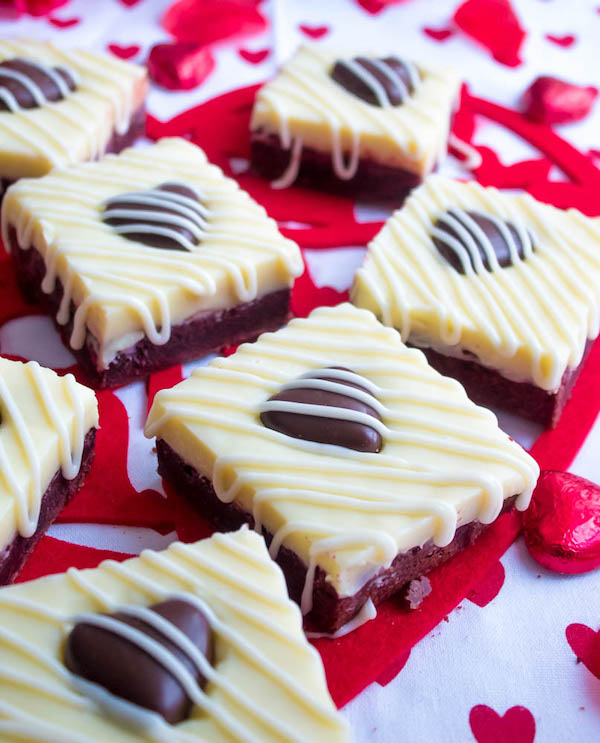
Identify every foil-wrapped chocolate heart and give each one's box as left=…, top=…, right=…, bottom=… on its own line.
left=523, top=470, right=600, bottom=574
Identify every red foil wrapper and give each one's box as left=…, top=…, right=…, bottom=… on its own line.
left=522, top=76, right=598, bottom=125
left=162, top=0, right=267, bottom=46
left=523, top=470, right=600, bottom=574
left=147, top=42, right=215, bottom=91
left=0, top=0, right=69, bottom=16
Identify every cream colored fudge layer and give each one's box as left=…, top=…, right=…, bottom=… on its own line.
left=145, top=304, right=538, bottom=601
left=2, top=138, right=304, bottom=368
left=250, top=45, right=461, bottom=177
left=352, top=175, right=600, bottom=391
left=0, top=528, right=349, bottom=743
left=0, top=357, right=98, bottom=552
left=0, top=38, right=147, bottom=179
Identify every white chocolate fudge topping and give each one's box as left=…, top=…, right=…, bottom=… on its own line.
left=145, top=303, right=538, bottom=602
left=250, top=45, right=461, bottom=185
left=0, top=357, right=98, bottom=552
left=0, top=528, right=349, bottom=742
left=0, top=38, right=147, bottom=180
left=352, top=175, right=600, bottom=391
left=2, top=138, right=303, bottom=369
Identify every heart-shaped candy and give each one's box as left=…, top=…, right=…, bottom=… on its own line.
left=566, top=623, right=600, bottom=679
left=523, top=470, right=600, bottom=574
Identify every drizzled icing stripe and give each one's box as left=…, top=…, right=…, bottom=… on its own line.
left=352, top=175, right=600, bottom=391
left=0, top=39, right=144, bottom=168
left=145, top=304, right=539, bottom=609
left=2, top=140, right=303, bottom=367
left=0, top=360, right=93, bottom=539
left=336, top=57, right=419, bottom=106
left=0, top=533, right=347, bottom=742
left=251, top=46, right=459, bottom=187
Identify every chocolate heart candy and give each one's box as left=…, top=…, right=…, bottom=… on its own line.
left=331, top=56, right=418, bottom=107
left=0, top=58, right=76, bottom=111
left=102, top=182, right=206, bottom=251
left=432, top=208, right=535, bottom=273
left=65, top=598, right=213, bottom=724
left=260, top=366, right=383, bottom=452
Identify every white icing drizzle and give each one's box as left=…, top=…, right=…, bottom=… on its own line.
left=0, top=534, right=346, bottom=742
left=352, top=176, right=600, bottom=391
left=447, top=132, right=483, bottom=170
left=306, top=598, right=377, bottom=640
left=2, top=141, right=303, bottom=367
left=0, top=39, right=144, bottom=168
left=252, top=46, right=455, bottom=188
left=0, top=361, right=91, bottom=539
left=145, top=305, right=539, bottom=616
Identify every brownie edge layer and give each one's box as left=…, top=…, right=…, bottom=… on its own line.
left=9, top=229, right=292, bottom=389
left=156, top=438, right=518, bottom=634
left=0, top=428, right=96, bottom=585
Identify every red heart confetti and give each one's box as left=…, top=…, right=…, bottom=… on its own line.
left=298, top=23, right=330, bottom=39
left=147, top=42, right=215, bottom=90
left=566, top=623, right=600, bottom=680
left=454, top=0, right=526, bottom=67
left=523, top=471, right=600, bottom=574
left=47, top=14, right=79, bottom=27
left=237, top=47, right=270, bottom=65
left=522, top=76, right=598, bottom=125
left=162, top=0, right=267, bottom=46
left=469, top=705, right=536, bottom=743
left=423, top=26, right=455, bottom=42
left=107, top=43, right=141, bottom=60
left=355, top=0, right=412, bottom=14
left=467, top=560, right=505, bottom=607
left=3, top=0, right=69, bottom=17
left=545, top=33, right=576, bottom=48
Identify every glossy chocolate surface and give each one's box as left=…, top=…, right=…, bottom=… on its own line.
left=331, top=56, right=416, bottom=106
left=0, top=58, right=75, bottom=110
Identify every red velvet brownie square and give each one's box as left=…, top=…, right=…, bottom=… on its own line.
left=2, top=138, right=304, bottom=388
left=145, top=304, right=538, bottom=634
left=352, top=175, right=600, bottom=427
left=0, top=357, right=98, bottom=584
left=250, top=45, right=460, bottom=201
left=0, top=38, right=147, bottom=190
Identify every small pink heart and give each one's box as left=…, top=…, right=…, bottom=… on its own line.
left=566, top=623, right=600, bottom=679
left=298, top=23, right=330, bottom=39
left=467, top=561, right=505, bottom=607
left=545, top=33, right=576, bottom=48
left=48, top=15, right=79, bottom=28
left=238, top=47, right=270, bottom=65
left=423, top=25, right=455, bottom=42
left=107, top=43, right=141, bottom=60
left=469, top=705, right=536, bottom=743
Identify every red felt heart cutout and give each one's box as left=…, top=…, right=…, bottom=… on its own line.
left=298, top=23, right=330, bottom=39
left=566, top=623, right=600, bottom=679
left=467, top=560, right=505, bottom=607
left=545, top=33, right=576, bottom=48
left=238, top=47, right=270, bottom=65
left=48, top=14, right=79, bottom=28
left=355, top=0, right=411, bottom=14
left=423, top=26, right=455, bottom=42
left=108, top=43, right=141, bottom=60
left=454, top=0, right=526, bottom=67
left=522, top=76, right=598, bottom=125
left=147, top=42, right=215, bottom=90
left=523, top=470, right=600, bottom=574
left=469, top=705, right=536, bottom=743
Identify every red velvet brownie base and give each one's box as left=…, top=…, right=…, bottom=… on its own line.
left=0, top=428, right=96, bottom=585
left=8, top=230, right=292, bottom=389
left=0, top=103, right=146, bottom=200
left=156, top=438, right=518, bottom=634
left=417, top=340, right=594, bottom=429
left=251, top=134, right=423, bottom=203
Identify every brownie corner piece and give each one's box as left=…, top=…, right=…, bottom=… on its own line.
left=352, top=174, right=600, bottom=428
left=145, top=302, right=539, bottom=634
left=250, top=45, right=460, bottom=200
left=0, top=356, right=98, bottom=584
left=3, top=137, right=303, bottom=389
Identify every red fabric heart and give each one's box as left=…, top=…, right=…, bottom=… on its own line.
left=107, top=43, right=141, bottom=60
left=1, top=0, right=68, bottom=17
left=162, top=0, right=267, bottom=46
left=147, top=42, right=215, bottom=90
left=423, top=26, right=455, bottom=42
left=290, top=257, right=349, bottom=319
left=355, top=0, right=412, bottom=14
left=118, top=0, right=143, bottom=5
left=566, top=623, right=600, bottom=680
left=469, top=705, right=536, bottom=743
left=523, top=471, right=600, bottom=574
left=47, top=14, right=78, bottom=27
left=298, top=23, right=330, bottom=39
left=147, top=365, right=184, bottom=414
left=237, top=47, right=270, bottom=64
left=522, top=76, right=598, bottom=125
left=375, top=650, right=411, bottom=686
left=454, top=0, right=526, bottom=67
left=545, top=33, right=576, bottom=48
left=467, top=560, right=505, bottom=607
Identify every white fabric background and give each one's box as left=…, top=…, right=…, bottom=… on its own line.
left=1, top=1, right=599, bottom=740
